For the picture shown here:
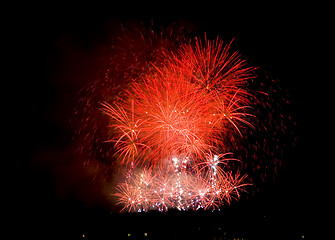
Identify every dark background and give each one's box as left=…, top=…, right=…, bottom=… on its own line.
left=15, top=3, right=324, bottom=240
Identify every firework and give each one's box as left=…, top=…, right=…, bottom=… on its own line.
left=95, top=34, right=258, bottom=212
left=69, top=22, right=291, bottom=212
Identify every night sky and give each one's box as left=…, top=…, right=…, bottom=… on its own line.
left=16, top=4, right=321, bottom=240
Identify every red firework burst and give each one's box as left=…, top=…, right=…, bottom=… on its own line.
left=97, top=35, right=257, bottom=212
left=101, top=36, right=256, bottom=166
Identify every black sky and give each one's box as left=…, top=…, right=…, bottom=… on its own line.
left=15, top=4, right=322, bottom=240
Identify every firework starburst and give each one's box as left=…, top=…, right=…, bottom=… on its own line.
left=96, top=35, right=257, bottom=212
